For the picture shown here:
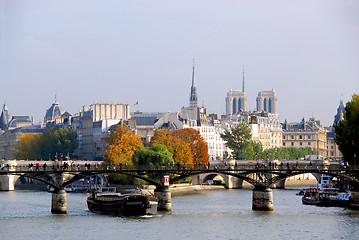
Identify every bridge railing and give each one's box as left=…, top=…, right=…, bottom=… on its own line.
left=0, top=160, right=348, bottom=172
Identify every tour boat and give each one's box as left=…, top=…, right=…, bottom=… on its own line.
left=87, top=188, right=158, bottom=216
left=302, top=176, right=351, bottom=207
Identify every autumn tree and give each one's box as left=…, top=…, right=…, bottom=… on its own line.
left=172, top=128, right=209, bottom=165
left=151, top=129, right=193, bottom=165
left=335, top=94, right=359, bottom=166
left=15, top=133, right=42, bottom=160
left=105, top=125, right=143, bottom=165
left=15, top=128, right=78, bottom=160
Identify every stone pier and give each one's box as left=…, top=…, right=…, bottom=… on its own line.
left=51, top=172, right=67, bottom=214
left=252, top=187, right=273, bottom=211
left=350, top=191, right=359, bottom=209
left=0, top=175, right=19, bottom=191
left=51, top=189, right=67, bottom=214
left=154, top=186, right=172, bottom=211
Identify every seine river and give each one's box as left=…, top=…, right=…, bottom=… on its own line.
left=1, top=188, right=359, bottom=240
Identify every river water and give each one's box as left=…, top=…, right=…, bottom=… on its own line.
left=1, top=188, right=359, bottom=240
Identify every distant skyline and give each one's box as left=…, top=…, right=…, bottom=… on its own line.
left=1, top=0, right=358, bottom=126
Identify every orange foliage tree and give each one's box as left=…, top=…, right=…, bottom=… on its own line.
left=105, top=125, right=143, bottom=165
left=173, top=128, right=209, bottom=165
left=151, top=129, right=193, bottom=165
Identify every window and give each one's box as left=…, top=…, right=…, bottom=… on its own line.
left=283, top=142, right=286, bottom=146
left=291, top=135, right=294, bottom=140
left=308, top=142, right=311, bottom=146
left=299, top=135, right=302, bottom=139
left=308, top=135, right=311, bottom=140
left=291, top=142, right=294, bottom=146
left=300, top=142, right=302, bottom=146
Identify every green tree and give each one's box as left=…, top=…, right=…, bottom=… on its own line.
left=41, top=128, right=78, bottom=159
left=15, top=128, right=78, bottom=160
left=132, top=143, right=174, bottom=166
left=334, top=94, right=359, bottom=166
left=221, top=123, right=253, bottom=160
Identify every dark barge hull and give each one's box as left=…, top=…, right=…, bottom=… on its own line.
left=87, top=194, right=158, bottom=216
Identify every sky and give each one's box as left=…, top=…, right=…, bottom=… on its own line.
left=1, top=0, right=358, bottom=127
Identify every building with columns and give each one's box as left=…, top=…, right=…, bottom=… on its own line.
left=256, top=89, right=278, bottom=114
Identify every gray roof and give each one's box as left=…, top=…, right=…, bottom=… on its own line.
left=7, top=116, right=32, bottom=128
left=44, top=101, right=66, bottom=121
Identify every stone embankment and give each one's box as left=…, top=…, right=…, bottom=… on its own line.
left=170, top=184, right=225, bottom=196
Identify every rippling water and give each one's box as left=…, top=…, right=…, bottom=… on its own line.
left=1, top=189, right=359, bottom=240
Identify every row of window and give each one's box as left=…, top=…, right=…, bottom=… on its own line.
left=283, top=142, right=312, bottom=146
left=283, top=135, right=312, bottom=140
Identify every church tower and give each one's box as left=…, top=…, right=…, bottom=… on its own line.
left=0, top=103, right=10, bottom=131
left=189, top=60, right=198, bottom=107
left=334, top=99, right=345, bottom=123
left=256, top=89, right=278, bottom=114
left=226, top=68, right=247, bottom=115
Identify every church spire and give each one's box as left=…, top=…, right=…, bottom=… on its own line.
left=189, top=59, right=198, bottom=107
left=242, top=65, right=245, bottom=93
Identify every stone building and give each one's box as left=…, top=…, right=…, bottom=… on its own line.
left=325, top=100, right=345, bottom=159
left=71, top=103, right=131, bottom=160
left=282, top=118, right=327, bottom=157
left=226, top=71, right=247, bottom=116
left=0, top=103, right=45, bottom=159
left=256, top=89, right=278, bottom=114
left=226, top=89, right=247, bottom=115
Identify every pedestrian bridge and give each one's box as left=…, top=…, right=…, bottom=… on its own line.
left=1, top=160, right=359, bottom=213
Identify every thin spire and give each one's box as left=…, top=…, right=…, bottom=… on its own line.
left=242, top=65, right=245, bottom=93
left=189, top=59, right=198, bottom=107
left=192, top=59, right=196, bottom=88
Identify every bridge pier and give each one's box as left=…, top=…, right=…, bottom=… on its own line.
left=271, top=179, right=286, bottom=189
left=154, top=186, right=171, bottom=211
left=224, top=175, right=243, bottom=189
left=0, top=175, right=19, bottom=191
left=51, top=189, right=67, bottom=214
left=252, top=187, right=273, bottom=211
left=350, top=191, right=359, bottom=209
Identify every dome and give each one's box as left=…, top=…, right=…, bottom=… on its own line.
left=44, top=101, right=66, bottom=122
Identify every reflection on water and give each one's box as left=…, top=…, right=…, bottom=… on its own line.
left=1, top=189, right=359, bottom=240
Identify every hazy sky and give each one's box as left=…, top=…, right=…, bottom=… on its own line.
left=1, top=0, right=358, bottom=126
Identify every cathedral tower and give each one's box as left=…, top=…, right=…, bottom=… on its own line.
left=189, top=61, right=198, bottom=107
left=226, top=68, right=247, bottom=115
left=256, top=89, right=278, bottom=114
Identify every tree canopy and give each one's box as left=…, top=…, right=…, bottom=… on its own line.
left=334, top=94, right=359, bottom=165
left=105, top=124, right=143, bottom=165
left=172, top=128, right=209, bottom=165
left=15, top=128, right=78, bottom=160
left=221, top=123, right=317, bottom=160
left=151, top=128, right=209, bottom=165
left=151, top=129, right=193, bottom=165
left=220, top=122, right=253, bottom=160
left=132, top=143, right=174, bottom=166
